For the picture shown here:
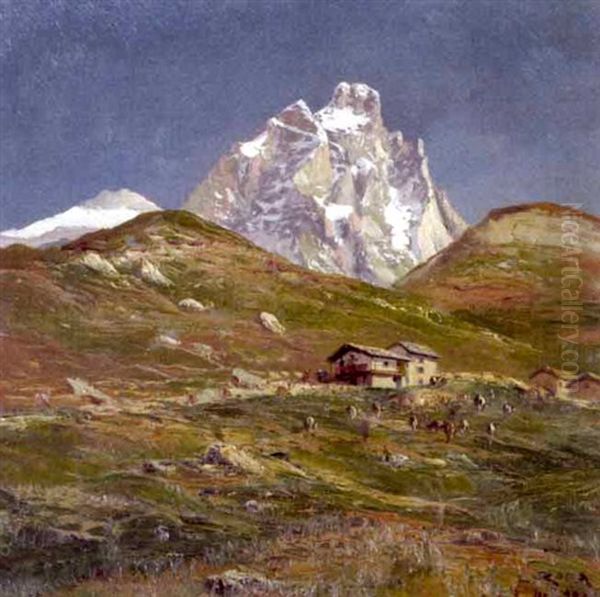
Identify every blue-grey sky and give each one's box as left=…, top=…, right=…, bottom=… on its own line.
left=1, top=0, right=599, bottom=229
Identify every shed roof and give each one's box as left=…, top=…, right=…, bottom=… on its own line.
left=529, top=366, right=570, bottom=381
left=388, top=341, right=439, bottom=359
left=327, top=343, right=411, bottom=363
left=567, top=371, right=600, bottom=387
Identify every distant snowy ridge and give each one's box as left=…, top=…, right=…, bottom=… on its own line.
left=1, top=189, right=160, bottom=248
left=184, top=81, right=466, bottom=286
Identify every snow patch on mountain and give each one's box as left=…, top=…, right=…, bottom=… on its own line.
left=1, top=189, right=160, bottom=248
left=317, top=106, right=370, bottom=132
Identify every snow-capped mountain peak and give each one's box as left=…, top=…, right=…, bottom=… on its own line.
left=1, top=189, right=160, bottom=248
left=183, top=82, right=467, bottom=286
left=317, top=81, right=382, bottom=133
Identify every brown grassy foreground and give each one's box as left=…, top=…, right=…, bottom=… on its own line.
left=0, top=377, right=598, bottom=595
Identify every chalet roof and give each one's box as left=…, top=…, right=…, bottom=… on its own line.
left=388, top=341, right=439, bottom=359
left=567, top=371, right=600, bottom=387
left=327, top=343, right=411, bottom=363
left=529, top=366, right=570, bottom=381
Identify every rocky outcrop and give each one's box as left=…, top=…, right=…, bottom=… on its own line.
left=184, top=82, right=466, bottom=286
left=137, top=258, right=172, bottom=287
left=79, top=252, right=119, bottom=277
left=258, top=312, right=285, bottom=335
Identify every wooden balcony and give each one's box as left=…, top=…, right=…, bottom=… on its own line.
left=335, top=363, right=404, bottom=377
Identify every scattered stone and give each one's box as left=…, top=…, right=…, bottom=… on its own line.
left=231, top=368, right=264, bottom=389
left=79, top=252, right=119, bottom=277
left=192, top=343, right=217, bottom=361
left=381, top=452, right=409, bottom=468
left=194, top=388, right=221, bottom=404
left=423, top=457, right=447, bottom=468
left=66, top=378, right=111, bottom=405
left=142, top=460, right=170, bottom=474
left=201, top=443, right=264, bottom=475
left=258, top=311, right=285, bottom=335
left=371, top=297, right=397, bottom=310
left=178, top=298, right=206, bottom=312
left=138, top=258, right=172, bottom=287
left=205, top=569, right=278, bottom=595
left=269, top=451, right=290, bottom=461
left=244, top=499, right=261, bottom=513
left=155, top=333, right=181, bottom=348
left=179, top=512, right=210, bottom=525
left=198, top=487, right=220, bottom=496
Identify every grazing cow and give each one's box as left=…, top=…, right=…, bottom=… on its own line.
left=154, top=525, right=170, bottom=543
left=486, top=422, right=496, bottom=446
left=458, top=418, right=470, bottom=434
left=275, top=385, right=289, bottom=398
left=346, top=405, right=358, bottom=420
left=221, top=387, right=232, bottom=399
left=442, top=421, right=456, bottom=443
left=316, top=369, right=330, bottom=383
left=382, top=445, right=392, bottom=463
left=408, top=414, right=419, bottom=431
left=371, top=402, right=382, bottom=419
left=473, top=394, right=487, bottom=412
left=301, top=369, right=311, bottom=383
left=502, top=403, right=515, bottom=416
left=426, top=420, right=444, bottom=432
left=304, top=415, right=317, bottom=433
left=357, top=418, right=371, bottom=442
left=35, top=392, right=51, bottom=409
left=186, top=394, right=197, bottom=406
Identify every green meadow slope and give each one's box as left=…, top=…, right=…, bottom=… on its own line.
left=0, top=210, right=598, bottom=595
left=0, top=210, right=540, bottom=398
left=401, top=203, right=600, bottom=373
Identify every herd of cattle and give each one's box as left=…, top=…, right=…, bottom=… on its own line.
left=303, top=391, right=517, bottom=447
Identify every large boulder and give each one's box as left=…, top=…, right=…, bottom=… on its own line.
left=258, top=312, right=285, bottom=335
left=155, top=333, right=181, bottom=348
left=138, top=258, right=172, bottom=287
left=79, top=252, right=119, bottom=278
left=178, top=298, right=206, bottom=312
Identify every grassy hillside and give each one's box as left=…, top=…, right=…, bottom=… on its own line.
left=1, top=382, right=598, bottom=595
left=0, top=210, right=540, bottom=402
left=401, top=203, right=600, bottom=374
left=1, top=210, right=598, bottom=594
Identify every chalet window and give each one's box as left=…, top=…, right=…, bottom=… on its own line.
left=417, top=366, right=424, bottom=373
left=383, top=360, right=389, bottom=367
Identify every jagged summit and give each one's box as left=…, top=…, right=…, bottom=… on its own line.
left=184, top=82, right=466, bottom=286
left=317, top=82, right=383, bottom=132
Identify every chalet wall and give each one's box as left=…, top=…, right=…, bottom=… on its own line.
left=370, top=375, right=396, bottom=389
left=571, top=380, right=600, bottom=400
left=405, top=358, right=438, bottom=386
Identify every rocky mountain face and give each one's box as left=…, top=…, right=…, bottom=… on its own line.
left=184, top=82, right=466, bottom=286
left=0, top=189, right=160, bottom=248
